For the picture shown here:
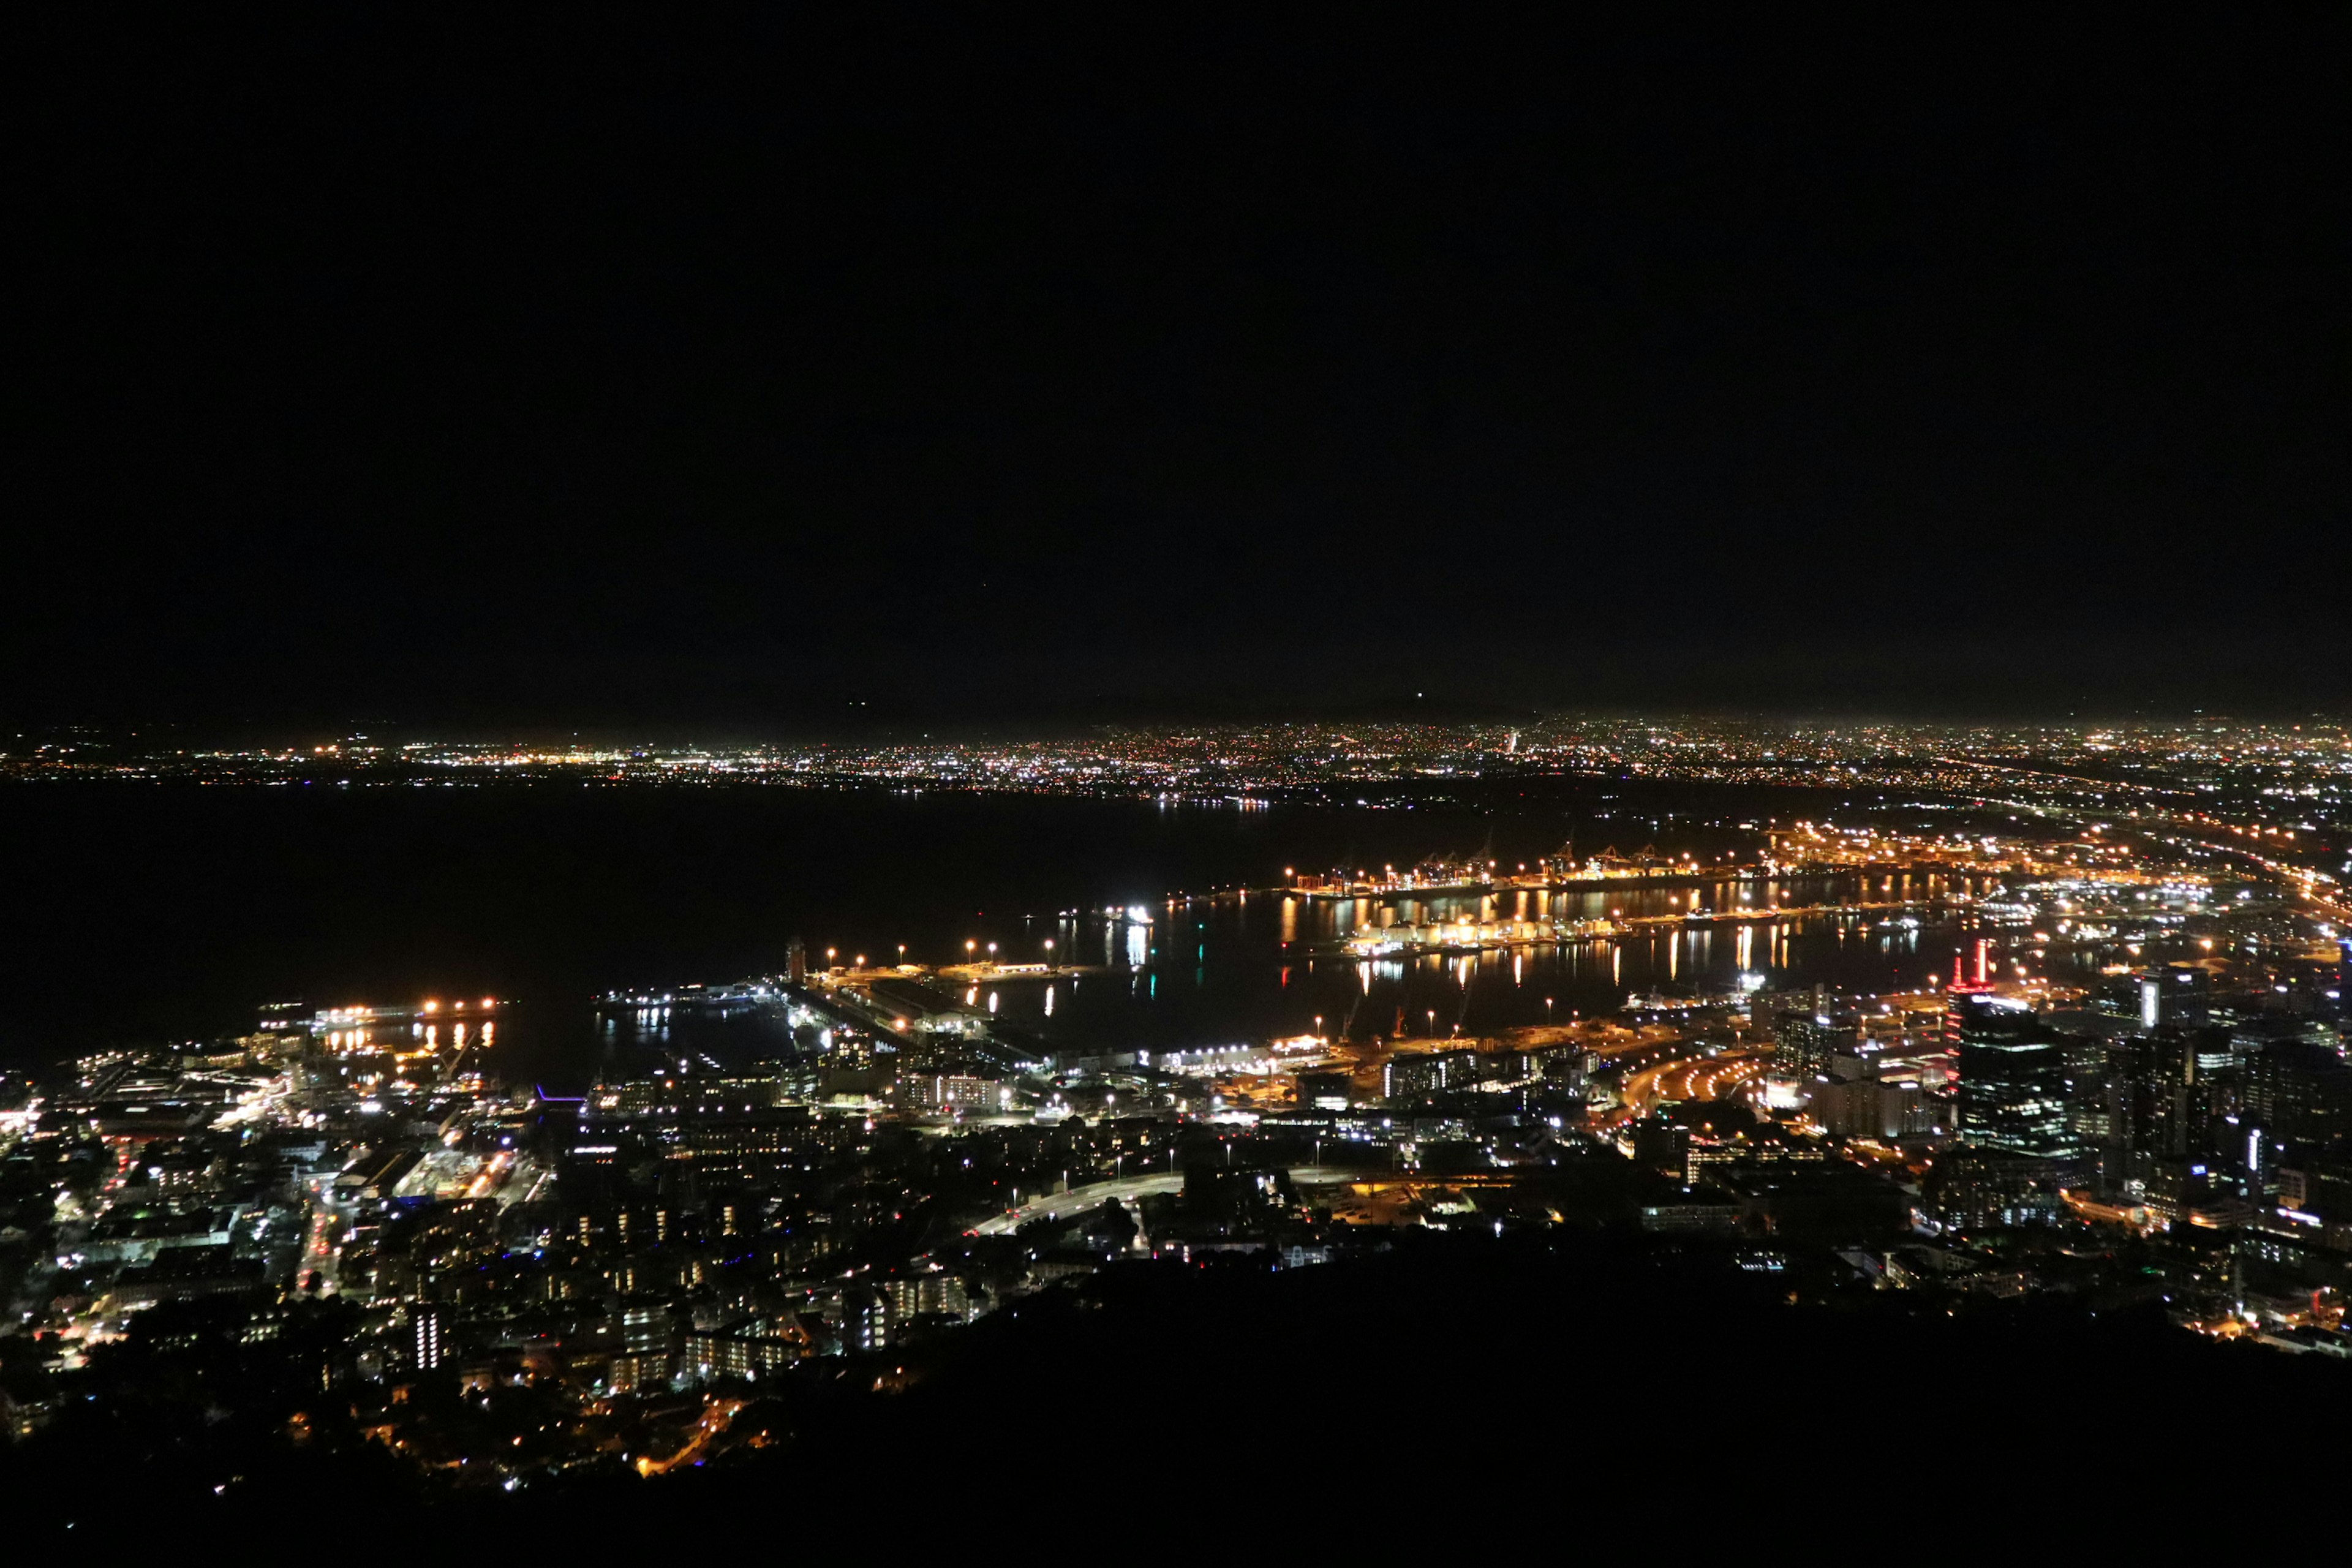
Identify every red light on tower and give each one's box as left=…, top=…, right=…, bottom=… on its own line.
left=1950, top=939, right=1996, bottom=996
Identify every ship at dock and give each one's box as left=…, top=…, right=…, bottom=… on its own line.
left=1331, top=915, right=1623, bottom=958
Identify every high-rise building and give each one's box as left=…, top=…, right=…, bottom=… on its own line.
left=1779, top=1014, right=1858, bottom=1080
left=1930, top=1145, right=2067, bottom=1231
left=412, top=1304, right=445, bottom=1371
left=611, top=1300, right=678, bottom=1393
left=1953, top=994, right=2075, bottom=1158
left=2245, top=1041, right=2352, bottom=1145
left=1811, top=1077, right=1928, bottom=1140
left=2065, top=1033, right=2161, bottom=1193
left=2150, top=1030, right=2236, bottom=1158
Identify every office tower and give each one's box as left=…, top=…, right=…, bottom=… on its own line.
left=1953, top=993, right=2075, bottom=1158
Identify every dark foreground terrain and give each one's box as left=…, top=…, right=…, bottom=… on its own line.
left=9, top=1232, right=2346, bottom=1545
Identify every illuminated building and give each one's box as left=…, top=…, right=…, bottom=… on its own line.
left=1779, top=1014, right=1857, bottom=1080
left=1384, top=1052, right=1460, bottom=1101
left=611, top=1302, right=679, bottom=1391
left=2245, top=1042, right=2352, bottom=1144
left=2064, top=1033, right=2158, bottom=1193
left=902, top=1074, right=1001, bottom=1113
left=885, top=1272, right=974, bottom=1322
left=1942, top=940, right=1999, bottom=1047
left=1953, top=994, right=2076, bottom=1159
left=1297, top=1069, right=1352, bottom=1110
left=2151, top=1031, right=2236, bottom=1159
left=685, top=1317, right=815, bottom=1383
left=1930, top=1145, right=2066, bottom=1231
left=1811, top=1077, right=1930, bottom=1140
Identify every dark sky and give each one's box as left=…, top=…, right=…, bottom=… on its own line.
left=10, top=11, right=2346, bottom=731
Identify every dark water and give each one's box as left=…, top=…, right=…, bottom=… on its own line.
left=0, top=782, right=1988, bottom=1089
left=972, top=866, right=1988, bottom=1064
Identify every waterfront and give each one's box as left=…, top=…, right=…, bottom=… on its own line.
left=869, top=869, right=1996, bottom=1067
left=0, top=778, right=2010, bottom=1087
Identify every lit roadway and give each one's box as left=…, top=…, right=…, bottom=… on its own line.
left=968, top=1164, right=1376, bottom=1235
left=969, top=1172, right=1186, bottom=1234
left=300, top=1193, right=343, bottom=1295
left=1938, top=757, right=2349, bottom=927
left=637, top=1398, right=745, bottom=1476
left=1572, top=1023, right=1700, bottom=1060
left=1603, top=1050, right=1763, bottom=1131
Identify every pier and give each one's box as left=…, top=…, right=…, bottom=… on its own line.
left=1321, top=897, right=1958, bottom=957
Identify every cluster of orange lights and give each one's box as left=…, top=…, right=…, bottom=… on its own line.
left=419, top=998, right=498, bottom=1014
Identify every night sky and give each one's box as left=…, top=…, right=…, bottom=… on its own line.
left=10, top=12, right=2346, bottom=731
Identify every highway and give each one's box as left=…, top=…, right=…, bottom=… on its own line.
left=1605, top=1050, right=1764, bottom=1129
left=968, top=1163, right=1374, bottom=1235
left=970, top=1172, right=1186, bottom=1234
left=1955, top=775, right=2350, bottom=929
left=636, top=1398, right=745, bottom=1476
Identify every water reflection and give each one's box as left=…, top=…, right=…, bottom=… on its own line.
left=974, top=870, right=1995, bottom=1054
left=593, top=869, right=2000, bottom=1074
